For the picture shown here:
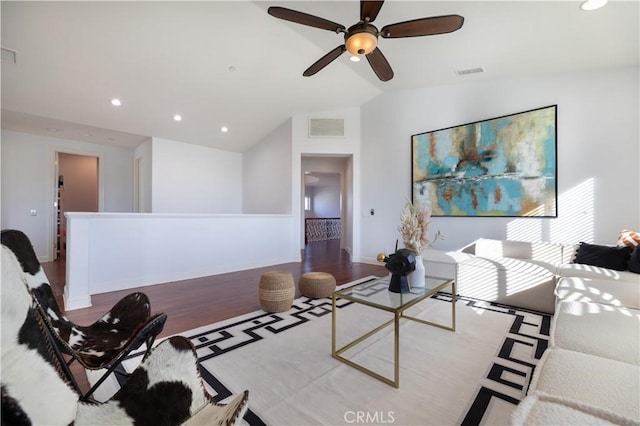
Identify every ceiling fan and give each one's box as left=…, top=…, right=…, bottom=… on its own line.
left=267, top=0, right=464, bottom=82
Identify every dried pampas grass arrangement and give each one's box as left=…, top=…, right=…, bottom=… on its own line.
left=398, top=201, right=440, bottom=255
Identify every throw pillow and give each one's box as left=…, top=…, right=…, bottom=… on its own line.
left=573, top=242, right=632, bottom=271
left=617, top=229, right=640, bottom=248
left=629, top=246, right=640, bottom=274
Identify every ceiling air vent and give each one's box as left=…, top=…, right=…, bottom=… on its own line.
left=456, top=67, right=485, bottom=76
left=1, top=47, right=17, bottom=63
left=308, top=118, right=345, bottom=138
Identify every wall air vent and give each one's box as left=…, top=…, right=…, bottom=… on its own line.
left=456, top=67, right=485, bottom=76
left=308, top=118, right=345, bottom=138
left=1, top=47, right=17, bottom=63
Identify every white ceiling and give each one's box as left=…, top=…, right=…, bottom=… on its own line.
left=1, top=1, right=638, bottom=153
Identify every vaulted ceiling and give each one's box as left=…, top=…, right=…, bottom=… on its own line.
left=1, top=1, right=638, bottom=152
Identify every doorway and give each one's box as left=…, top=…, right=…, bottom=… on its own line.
left=54, top=152, right=99, bottom=259
left=301, top=155, right=352, bottom=258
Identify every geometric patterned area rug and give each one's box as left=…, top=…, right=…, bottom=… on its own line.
left=87, top=276, right=551, bottom=425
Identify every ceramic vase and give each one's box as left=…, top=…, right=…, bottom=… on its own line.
left=408, top=255, right=426, bottom=289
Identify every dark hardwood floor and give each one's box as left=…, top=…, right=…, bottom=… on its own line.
left=42, top=239, right=387, bottom=394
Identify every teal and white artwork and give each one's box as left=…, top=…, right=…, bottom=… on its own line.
left=412, top=105, right=557, bottom=217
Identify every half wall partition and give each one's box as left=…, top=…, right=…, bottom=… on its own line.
left=64, top=212, right=299, bottom=310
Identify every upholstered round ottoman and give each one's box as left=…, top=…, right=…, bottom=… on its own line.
left=298, top=272, right=336, bottom=299
left=259, top=270, right=295, bottom=313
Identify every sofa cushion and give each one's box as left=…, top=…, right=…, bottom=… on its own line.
left=457, top=256, right=557, bottom=313
left=555, top=276, right=640, bottom=309
left=529, top=348, right=640, bottom=420
left=421, top=249, right=473, bottom=279
left=512, top=391, right=637, bottom=426
left=471, top=238, right=564, bottom=265
left=629, top=246, right=640, bottom=274
left=573, top=242, right=632, bottom=271
left=460, top=255, right=557, bottom=276
left=557, top=263, right=640, bottom=283
left=551, top=300, right=640, bottom=365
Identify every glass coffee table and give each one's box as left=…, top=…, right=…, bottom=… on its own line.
left=331, top=275, right=456, bottom=388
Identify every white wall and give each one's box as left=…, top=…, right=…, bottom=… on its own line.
left=150, top=137, right=242, bottom=213
left=1, top=129, right=134, bottom=260
left=134, top=139, right=153, bottom=213
left=311, top=184, right=341, bottom=218
left=360, top=67, right=640, bottom=262
left=292, top=107, right=362, bottom=257
left=243, top=120, right=292, bottom=214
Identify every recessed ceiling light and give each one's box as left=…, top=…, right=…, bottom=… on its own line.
left=173, top=114, right=182, bottom=121
left=304, top=174, right=320, bottom=184
left=349, top=55, right=361, bottom=62
left=580, top=0, right=608, bottom=10
left=1, top=47, right=17, bottom=63
left=110, top=98, right=121, bottom=106
left=456, top=67, right=485, bottom=76
left=221, top=126, right=229, bottom=133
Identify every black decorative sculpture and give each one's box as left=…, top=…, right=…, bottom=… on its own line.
left=377, top=246, right=416, bottom=294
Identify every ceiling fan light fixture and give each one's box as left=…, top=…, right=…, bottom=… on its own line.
left=267, top=3, right=464, bottom=82
left=345, top=30, right=377, bottom=56
left=349, top=55, right=361, bottom=62
left=580, top=0, right=608, bottom=11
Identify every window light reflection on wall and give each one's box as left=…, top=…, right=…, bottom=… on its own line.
left=580, top=0, right=608, bottom=11
left=506, top=178, right=595, bottom=244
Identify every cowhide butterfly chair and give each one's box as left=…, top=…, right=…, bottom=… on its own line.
left=1, top=244, right=250, bottom=425
left=0, top=229, right=167, bottom=401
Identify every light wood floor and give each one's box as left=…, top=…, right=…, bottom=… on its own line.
left=42, top=239, right=387, bottom=394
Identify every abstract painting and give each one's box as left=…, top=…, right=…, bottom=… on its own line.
left=412, top=105, right=557, bottom=217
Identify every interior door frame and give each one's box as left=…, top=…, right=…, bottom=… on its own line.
left=300, top=155, right=352, bottom=253
left=52, top=149, right=103, bottom=260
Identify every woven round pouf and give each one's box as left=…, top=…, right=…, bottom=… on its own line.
left=298, top=272, right=336, bottom=299
left=259, top=271, right=295, bottom=313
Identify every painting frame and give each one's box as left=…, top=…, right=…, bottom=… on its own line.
left=412, top=105, right=558, bottom=217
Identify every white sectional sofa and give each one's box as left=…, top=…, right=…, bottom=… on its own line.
left=453, top=238, right=640, bottom=314
left=451, top=239, right=640, bottom=424
left=429, top=238, right=640, bottom=423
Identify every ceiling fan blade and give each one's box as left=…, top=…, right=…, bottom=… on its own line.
left=360, top=0, right=384, bottom=23
left=366, top=47, right=394, bottom=82
left=380, top=15, right=464, bottom=38
left=268, top=7, right=346, bottom=33
left=303, top=45, right=347, bottom=77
